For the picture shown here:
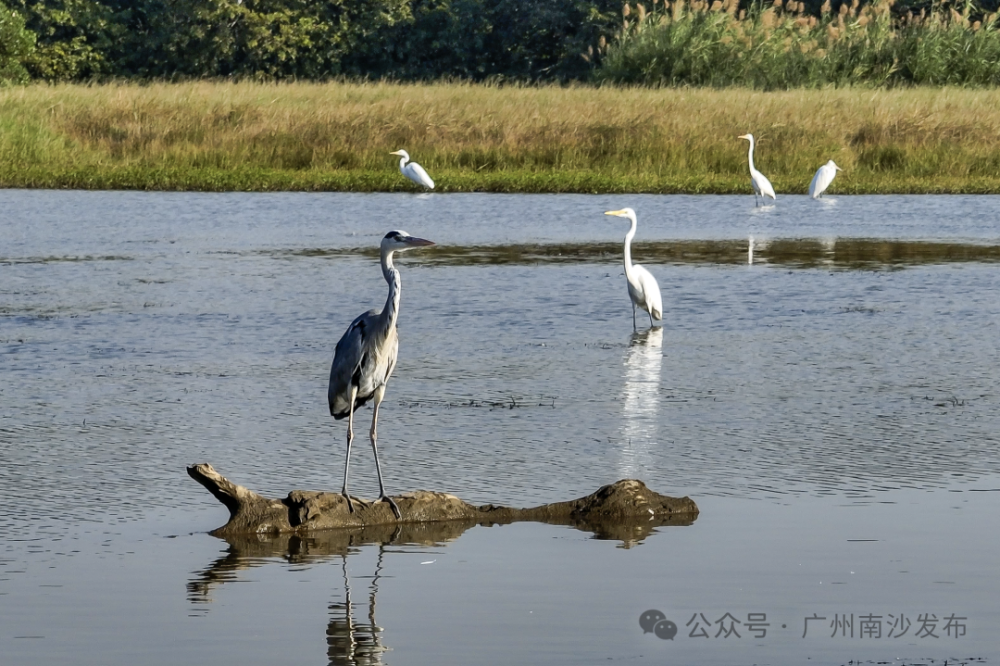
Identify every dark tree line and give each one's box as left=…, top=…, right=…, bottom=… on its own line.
left=0, top=0, right=624, bottom=83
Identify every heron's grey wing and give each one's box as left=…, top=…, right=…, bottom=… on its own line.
left=329, top=311, right=375, bottom=418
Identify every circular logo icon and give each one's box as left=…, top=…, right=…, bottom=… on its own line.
left=654, top=619, right=678, bottom=640
left=639, top=609, right=667, bottom=634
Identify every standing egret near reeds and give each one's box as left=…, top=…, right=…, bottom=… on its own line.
left=809, top=160, right=842, bottom=199
left=328, top=230, right=435, bottom=519
left=390, top=150, right=434, bottom=190
left=738, top=134, right=776, bottom=207
left=605, top=208, right=663, bottom=330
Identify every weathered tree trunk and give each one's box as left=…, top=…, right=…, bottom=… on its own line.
left=188, top=463, right=699, bottom=539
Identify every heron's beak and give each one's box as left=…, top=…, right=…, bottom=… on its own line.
left=403, top=236, right=435, bottom=247
left=604, top=210, right=627, bottom=218
left=835, top=165, right=843, bottom=171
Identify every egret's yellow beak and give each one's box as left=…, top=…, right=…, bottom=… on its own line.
left=605, top=209, right=627, bottom=217
left=390, top=150, right=404, bottom=156
left=738, top=134, right=751, bottom=141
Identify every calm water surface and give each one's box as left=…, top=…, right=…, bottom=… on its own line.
left=2, top=190, right=1000, bottom=665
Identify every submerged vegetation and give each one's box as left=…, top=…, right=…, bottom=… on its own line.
left=4, top=82, right=1000, bottom=193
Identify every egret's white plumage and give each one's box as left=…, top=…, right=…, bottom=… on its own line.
left=605, top=208, right=663, bottom=330
left=738, top=134, right=776, bottom=206
left=328, top=230, right=435, bottom=518
left=390, top=150, right=434, bottom=190
left=809, top=160, right=842, bottom=199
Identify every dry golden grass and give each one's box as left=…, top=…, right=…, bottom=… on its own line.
left=3, top=81, right=1000, bottom=192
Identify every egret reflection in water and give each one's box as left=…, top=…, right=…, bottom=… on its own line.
left=618, top=328, right=664, bottom=479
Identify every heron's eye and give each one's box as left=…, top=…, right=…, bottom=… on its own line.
left=384, top=231, right=401, bottom=241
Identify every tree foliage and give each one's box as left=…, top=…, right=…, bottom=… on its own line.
left=0, top=1, right=37, bottom=83
left=5, top=0, right=622, bottom=82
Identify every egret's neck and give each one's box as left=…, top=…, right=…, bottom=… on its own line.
left=398, top=156, right=409, bottom=174
left=380, top=248, right=402, bottom=329
left=746, top=138, right=756, bottom=172
left=623, top=216, right=637, bottom=280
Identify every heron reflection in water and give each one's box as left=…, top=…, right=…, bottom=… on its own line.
left=618, top=327, right=664, bottom=480
left=328, top=545, right=390, bottom=666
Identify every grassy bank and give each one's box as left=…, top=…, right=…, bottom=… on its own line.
left=4, top=81, right=1000, bottom=193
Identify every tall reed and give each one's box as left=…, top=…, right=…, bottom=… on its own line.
left=596, top=0, right=1000, bottom=88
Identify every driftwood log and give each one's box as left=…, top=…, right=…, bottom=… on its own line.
left=188, top=463, right=699, bottom=541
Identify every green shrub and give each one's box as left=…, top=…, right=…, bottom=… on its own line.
left=596, top=0, right=1000, bottom=88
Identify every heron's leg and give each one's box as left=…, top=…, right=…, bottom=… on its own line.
left=370, top=386, right=401, bottom=519
left=342, top=385, right=358, bottom=513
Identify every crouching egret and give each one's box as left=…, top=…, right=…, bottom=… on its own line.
left=809, top=160, right=842, bottom=199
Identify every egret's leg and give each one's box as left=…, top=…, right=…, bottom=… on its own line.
left=648, top=309, right=654, bottom=327
left=342, top=385, right=358, bottom=513
left=370, top=386, right=401, bottom=519
left=631, top=302, right=637, bottom=332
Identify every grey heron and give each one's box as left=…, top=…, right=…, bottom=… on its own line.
left=738, top=134, right=776, bottom=206
left=328, top=230, right=435, bottom=518
left=809, top=160, right=842, bottom=199
left=390, top=150, right=434, bottom=190
left=605, top=208, right=663, bottom=330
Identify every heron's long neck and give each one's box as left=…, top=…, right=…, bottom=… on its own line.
left=623, top=217, right=637, bottom=281
left=380, top=249, right=402, bottom=330
left=746, top=138, right=756, bottom=172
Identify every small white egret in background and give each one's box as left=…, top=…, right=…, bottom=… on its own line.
left=605, top=208, right=663, bottom=330
left=809, top=160, right=842, bottom=199
left=390, top=150, right=434, bottom=190
left=328, top=230, right=435, bottom=518
left=738, top=134, right=776, bottom=207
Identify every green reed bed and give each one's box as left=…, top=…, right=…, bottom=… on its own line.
left=597, top=0, right=1000, bottom=88
left=3, top=81, right=1000, bottom=193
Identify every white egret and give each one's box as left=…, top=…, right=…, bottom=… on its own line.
left=809, top=160, right=842, bottom=199
left=390, top=150, right=434, bottom=190
left=737, top=134, right=776, bottom=206
left=605, top=208, right=663, bottom=330
left=328, top=230, right=435, bottom=518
